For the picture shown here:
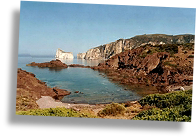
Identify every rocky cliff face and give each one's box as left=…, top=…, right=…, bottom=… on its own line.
left=81, top=34, right=194, bottom=60
left=92, top=43, right=194, bottom=92
left=56, top=48, right=74, bottom=59
left=77, top=53, right=86, bottom=59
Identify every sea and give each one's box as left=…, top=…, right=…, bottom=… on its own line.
left=17, top=56, right=157, bottom=104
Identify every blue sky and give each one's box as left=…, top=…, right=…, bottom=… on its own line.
left=18, top=1, right=195, bottom=56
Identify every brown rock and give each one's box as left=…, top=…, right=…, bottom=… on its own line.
left=52, top=87, right=71, bottom=100
left=92, top=44, right=193, bottom=92
left=16, top=68, right=71, bottom=111
left=26, top=59, right=68, bottom=68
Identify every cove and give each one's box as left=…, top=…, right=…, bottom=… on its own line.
left=18, top=56, right=157, bottom=104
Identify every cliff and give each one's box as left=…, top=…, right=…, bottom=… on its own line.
left=77, top=53, right=86, bottom=59
left=55, top=48, right=74, bottom=59
left=81, top=34, right=195, bottom=60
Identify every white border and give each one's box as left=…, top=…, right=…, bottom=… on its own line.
left=0, top=0, right=196, bottom=139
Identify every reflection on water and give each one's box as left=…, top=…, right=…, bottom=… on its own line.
left=57, top=58, right=73, bottom=65
left=48, top=67, right=65, bottom=72
left=77, top=59, right=105, bottom=66
left=57, top=58, right=104, bottom=66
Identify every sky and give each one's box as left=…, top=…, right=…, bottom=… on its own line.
left=18, top=1, right=195, bottom=56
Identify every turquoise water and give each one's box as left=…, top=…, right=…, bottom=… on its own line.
left=18, top=56, right=142, bottom=104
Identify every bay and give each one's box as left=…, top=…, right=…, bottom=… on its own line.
left=18, top=56, right=143, bottom=104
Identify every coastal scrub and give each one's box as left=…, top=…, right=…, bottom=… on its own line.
left=98, top=103, right=126, bottom=117
left=132, top=90, right=192, bottom=122
left=16, top=107, right=97, bottom=118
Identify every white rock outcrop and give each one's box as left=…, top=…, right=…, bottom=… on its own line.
left=77, top=53, right=86, bottom=59
left=55, top=48, right=74, bottom=59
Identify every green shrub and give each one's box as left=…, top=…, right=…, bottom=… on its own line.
left=132, top=105, right=191, bottom=122
left=139, top=53, right=147, bottom=58
left=132, top=90, right=192, bottom=122
left=182, top=43, right=194, bottom=50
left=138, top=90, right=192, bottom=108
left=98, top=103, right=126, bottom=117
left=154, top=44, right=178, bottom=55
left=188, top=55, right=194, bottom=58
left=16, top=107, right=96, bottom=118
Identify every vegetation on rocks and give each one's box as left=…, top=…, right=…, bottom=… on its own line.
left=16, top=91, right=39, bottom=111
left=182, top=43, right=194, bottom=50
left=132, top=90, right=192, bottom=122
left=16, top=107, right=97, bottom=118
left=140, top=43, right=179, bottom=56
left=16, top=89, right=192, bottom=121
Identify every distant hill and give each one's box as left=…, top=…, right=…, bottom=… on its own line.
left=18, top=54, right=54, bottom=58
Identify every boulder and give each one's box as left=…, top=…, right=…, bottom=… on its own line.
left=52, top=87, right=71, bottom=100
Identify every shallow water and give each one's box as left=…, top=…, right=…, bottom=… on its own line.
left=17, top=56, right=157, bottom=104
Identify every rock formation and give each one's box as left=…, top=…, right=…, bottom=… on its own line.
left=80, top=34, right=194, bottom=60
left=26, top=59, right=68, bottom=68
left=92, top=43, right=194, bottom=92
left=77, top=53, right=86, bottom=59
left=16, top=68, right=71, bottom=111
left=56, top=48, right=74, bottom=59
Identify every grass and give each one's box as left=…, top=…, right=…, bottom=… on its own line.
left=132, top=90, right=192, bottom=122
left=16, top=107, right=97, bottom=118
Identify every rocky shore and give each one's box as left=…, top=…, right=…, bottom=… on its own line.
left=16, top=68, right=70, bottom=111
left=16, top=67, right=192, bottom=121
left=26, top=59, right=68, bottom=68
left=91, top=43, right=194, bottom=92
left=16, top=68, right=144, bottom=118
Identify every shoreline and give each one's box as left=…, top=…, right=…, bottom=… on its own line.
left=17, top=53, right=193, bottom=113
left=17, top=68, right=193, bottom=112
left=16, top=68, right=193, bottom=121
